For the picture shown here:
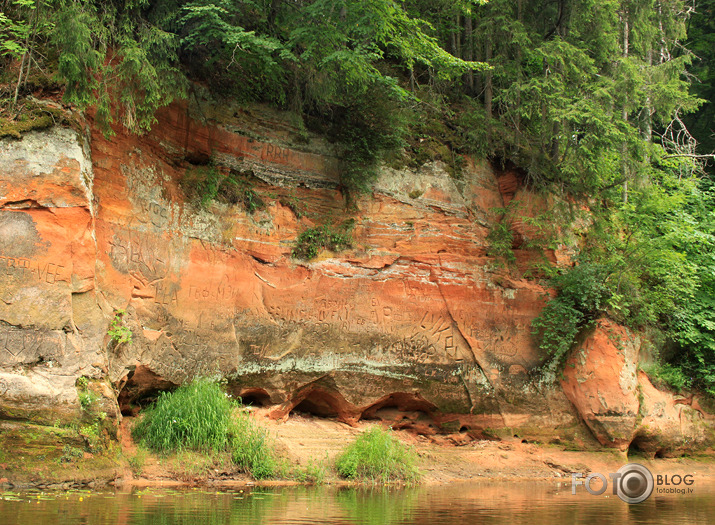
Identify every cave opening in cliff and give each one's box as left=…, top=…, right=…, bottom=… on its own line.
left=236, top=387, right=272, bottom=407
left=627, top=435, right=665, bottom=459
left=290, top=388, right=346, bottom=419
left=116, top=366, right=178, bottom=417
left=360, top=392, right=441, bottom=435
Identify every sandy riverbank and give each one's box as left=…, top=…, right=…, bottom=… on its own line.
left=111, top=409, right=715, bottom=489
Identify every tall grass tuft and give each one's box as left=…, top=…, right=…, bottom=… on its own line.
left=131, top=379, right=277, bottom=478
left=229, top=412, right=277, bottom=479
left=132, top=379, right=232, bottom=453
left=335, top=426, right=420, bottom=484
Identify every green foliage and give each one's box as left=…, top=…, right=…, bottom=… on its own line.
left=682, top=0, right=715, bottom=168
left=217, top=172, right=265, bottom=213
left=108, top=309, right=132, bottom=345
left=59, top=444, right=84, bottom=463
left=77, top=391, right=94, bottom=411
left=126, top=447, right=148, bottom=474
left=174, top=0, right=290, bottom=103
left=533, top=171, right=715, bottom=390
left=181, top=164, right=221, bottom=208
left=292, top=221, right=354, bottom=260
left=642, top=363, right=691, bottom=393
left=486, top=222, right=515, bottom=265
left=332, top=84, right=407, bottom=195
left=665, top=177, right=715, bottom=395
left=290, top=458, right=327, bottom=485
left=228, top=413, right=277, bottom=480
left=132, top=379, right=233, bottom=453
left=132, top=379, right=278, bottom=479
left=79, top=422, right=101, bottom=450
left=52, top=3, right=104, bottom=110
left=0, top=1, right=34, bottom=61
left=181, top=166, right=265, bottom=212
left=335, top=426, right=420, bottom=484
left=76, top=376, right=99, bottom=411
left=531, top=262, right=610, bottom=363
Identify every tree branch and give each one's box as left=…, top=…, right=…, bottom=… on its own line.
left=662, top=153, right=715, bottom=159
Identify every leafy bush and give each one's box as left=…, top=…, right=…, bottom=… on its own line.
left=216, top=173, right=265, bottom=213
left=292, top=222, right=353, bottom=260
left=335, top=426, right=419, bottom=484
left=642, top=363, right=691, bottom=393
left=76, top=376, right=99, bottom=411
left=59, top=444, right=84, bottom=464
left=181, top=165, right=222, bottom=208
left=531, top=262, right=611, bottom=364
left=291, top=458, right=327, bottom=485
left=331, top=85, right=406, bottom=196
left=181, top=167, right=265, bottom=213
left=132, top=379, right=277, bottom=479
left=486, top=222, right=516, bottom=265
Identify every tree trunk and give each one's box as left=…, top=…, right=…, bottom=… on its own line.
left=456, top=13, right=462, bottom=58
left=485, top=37, right=493, bottom=144
left=465, top=15, right=474, bottom=94
left=621, top=8, right=630, bottom=204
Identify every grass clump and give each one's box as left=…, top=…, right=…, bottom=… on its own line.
left=131, top=379, right=277, bottom=479
left=335, top=426, right=420, bottom=484
left=229, top=411, right=277, bottom=479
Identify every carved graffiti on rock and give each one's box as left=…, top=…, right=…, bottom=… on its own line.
left=0, top=329, right=65, bottom=365
left=0, top=255, right=66, bottom=284
left=108, top=229, right=171, bottom=280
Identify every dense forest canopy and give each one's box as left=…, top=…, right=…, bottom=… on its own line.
left=1, top=0, right=714, bottom=393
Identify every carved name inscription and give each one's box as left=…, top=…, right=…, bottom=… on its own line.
left=109, top=229, right=171, bottom=279
left=0, top=255, right=66, bottom=284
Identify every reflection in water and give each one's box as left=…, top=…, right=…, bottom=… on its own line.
left=1, top=481, right=714, bottom=525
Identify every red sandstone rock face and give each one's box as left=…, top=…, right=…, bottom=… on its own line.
left=82, top=101, right=578, bottom=440
left=562, top=319, right=640, bottom=450
left=0, top=128, right=108, bottom=424
left=562, top=319, right=713, bottom=452
left=632, top=371, right=714, bottom=456
left=0, top=101, right=711, bottom=451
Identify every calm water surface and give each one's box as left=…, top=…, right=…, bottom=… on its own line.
left=1, top=481, right=713, bottom=524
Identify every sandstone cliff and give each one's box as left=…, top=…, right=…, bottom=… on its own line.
left=0, top=99, right=711, bottom=480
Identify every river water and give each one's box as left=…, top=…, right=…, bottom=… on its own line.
left=1, top=481, right=713, bottom=524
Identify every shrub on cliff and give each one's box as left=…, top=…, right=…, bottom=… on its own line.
left=531, top=262, right=611, bottom=365
left=131, top=379, right=277, bottom=478
left=292, top=221, right=354, bottom=260
left=335, top=426, right=419, bottom=484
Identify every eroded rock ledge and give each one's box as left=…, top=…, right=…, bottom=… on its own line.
left=0, top=101, right=712, bottom=479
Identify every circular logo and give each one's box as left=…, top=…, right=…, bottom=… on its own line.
left=615, top=463, right=654, bottom=504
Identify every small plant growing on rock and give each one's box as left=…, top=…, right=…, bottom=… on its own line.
left=108, top=309, right=132, bottom=345
left=76, top=376, right=99, bottom=411
left=335, top=426, right=420, bottom=484
left=292, top=221, right=354, bottom=260
left=59, top=444, right=84, bottom=463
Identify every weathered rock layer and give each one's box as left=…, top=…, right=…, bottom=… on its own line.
left=0, top=100, right=711, bottom=460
